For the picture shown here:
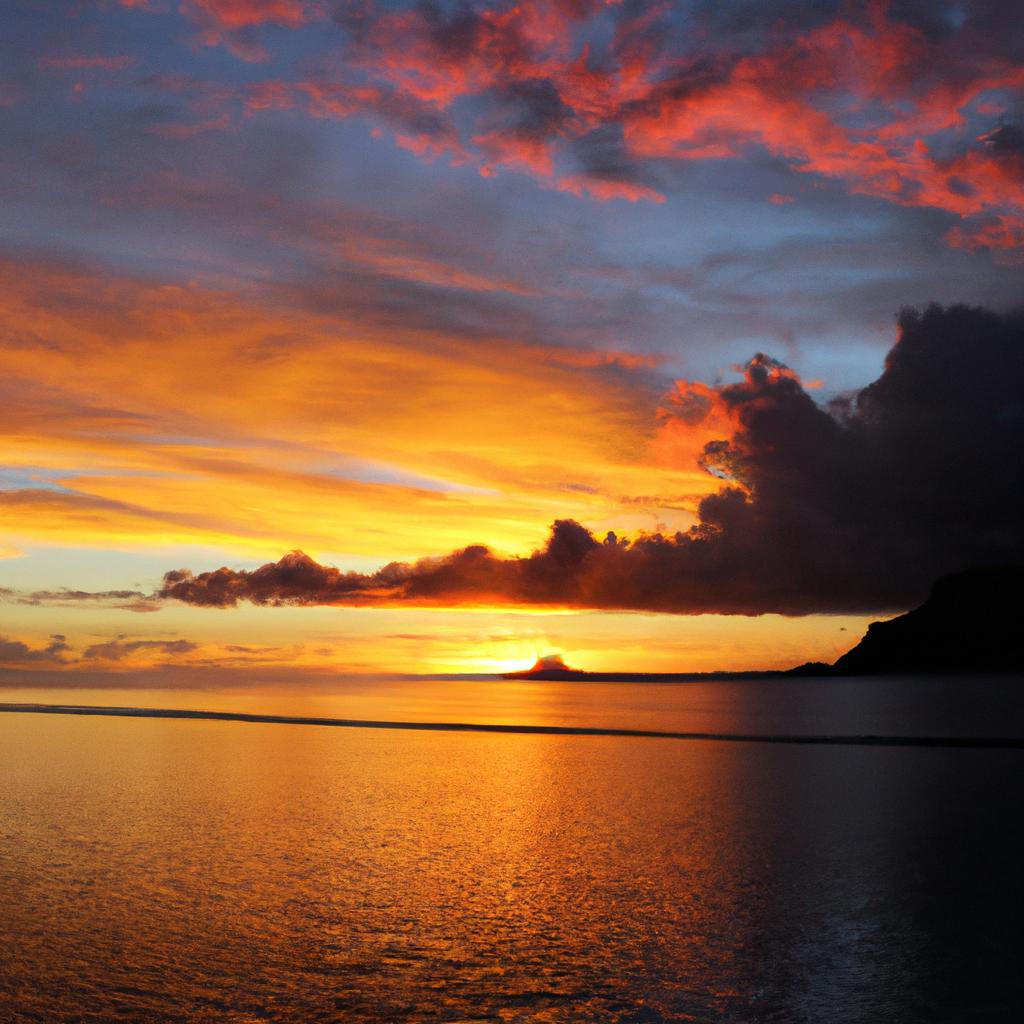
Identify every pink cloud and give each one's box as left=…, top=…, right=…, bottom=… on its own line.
left=342, top=3, right=1024, bottom=237
left=183, top=0, right=315, bottom=30
left=947, top=214, right=1024, bottom=259
left=557, top=175, right=665, bottom=204
left=129, top=2, right=1024, bottom=242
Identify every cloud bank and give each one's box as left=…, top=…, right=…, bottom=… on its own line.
left=162, top=304, right=1024, bottom=615
left=110, top=0, right=1024, bottom=247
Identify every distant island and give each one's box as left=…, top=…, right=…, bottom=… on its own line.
left=503, top=652, right=783, bottom=682
left=505, top=568, right=1024, bottom=681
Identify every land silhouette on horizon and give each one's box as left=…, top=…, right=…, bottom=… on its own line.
left=504, top=568, right=1024, bottom=681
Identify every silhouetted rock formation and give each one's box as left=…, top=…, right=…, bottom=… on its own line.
left=503, top=658, right=781, bottom=682
left=505, top=654, right=589, bottom=680
left=829, top=567, right=1024, bottom=675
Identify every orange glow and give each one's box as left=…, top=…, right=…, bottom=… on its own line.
left=0, top=601, right=878, bottom=676
left=0, top=257, right=720, bottom=560
left=7, top=0, right=1012, bottom=687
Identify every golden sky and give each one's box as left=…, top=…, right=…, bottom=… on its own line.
left=0, top=255, right=877, bottom=674
left=2, top=0, right=1022, bottom=677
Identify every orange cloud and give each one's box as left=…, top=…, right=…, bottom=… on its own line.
left=0, top=256, right=714, bottom=559
left=557, top=176, right=666, bottom=204
left=82, top=638, right=199, bottom=662
left=475, top=130, right=555, bottom=178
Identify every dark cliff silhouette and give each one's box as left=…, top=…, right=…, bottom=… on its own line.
left=827, top=567, right=1024, bottom=675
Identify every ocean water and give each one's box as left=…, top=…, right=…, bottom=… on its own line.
left=1, top=676, right=1023, bottom=1022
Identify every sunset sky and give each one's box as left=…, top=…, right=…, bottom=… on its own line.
left=2, top=0, right=1023, bottom=677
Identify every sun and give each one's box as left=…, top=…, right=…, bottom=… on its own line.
left=452, top=642, right=566, bottom=676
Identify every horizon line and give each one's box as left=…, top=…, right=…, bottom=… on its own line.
left=2, top=703, right=1022, bottom=750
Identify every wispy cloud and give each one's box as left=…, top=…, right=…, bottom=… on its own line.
left=82, top=637, right=198, bottom=661
left=0, top=255, right=709, bottom=558
left=0, top=587, right=160, bottom=613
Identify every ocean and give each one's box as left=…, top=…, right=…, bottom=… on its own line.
left=2, top=674, right=1023, bottom=1022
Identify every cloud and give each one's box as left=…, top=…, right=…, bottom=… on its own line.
left=168, top=1, right=1022, bottom=241
left=145, top=113, right=232, bottom=140
left=947, top=214, right=1024, bottom=261
left=619, top=9, right=1024, bottom=228
left=557, top=175, right=665, bottom=204
left=84, top=1, right=1024, bottom=244
left=162, top=304, right=1024, bottom=615
left=184, top=0, right=314, bottom=30
left=82, top=638, right=199, bottom=661
left=177, top=1, right=323, bottom=61
left=0, top=254, right=707, bottom=559
left=0, top=634, right=69, bottom=665
left=0, top=587, right=161, bottom=612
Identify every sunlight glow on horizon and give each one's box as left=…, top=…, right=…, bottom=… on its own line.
left=2, top=0, right=1019, bottom=681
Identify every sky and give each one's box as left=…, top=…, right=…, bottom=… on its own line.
left=1, top=0, right=1023, bottom=678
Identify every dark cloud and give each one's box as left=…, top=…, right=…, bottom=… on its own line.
left=943, top=0, right=1024, bottom=61
left=0, top=634, right=69, bottom=664
left=570, top=124, right=650, bottom=187
left=491, top=79, right=573, bottom=140
left=162, top=304, right=1024, bottom=615
left=978, top=123, right=1024, bottom=180
left=416, top=0, right=494, bottom=62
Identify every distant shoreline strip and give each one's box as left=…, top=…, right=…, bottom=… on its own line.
left=2, top=702, right=1023, bottom=749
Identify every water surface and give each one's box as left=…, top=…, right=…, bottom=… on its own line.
left=4, top=672, right=1024, bottom=735
left=1, top=675, right=1022, bottom=1022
